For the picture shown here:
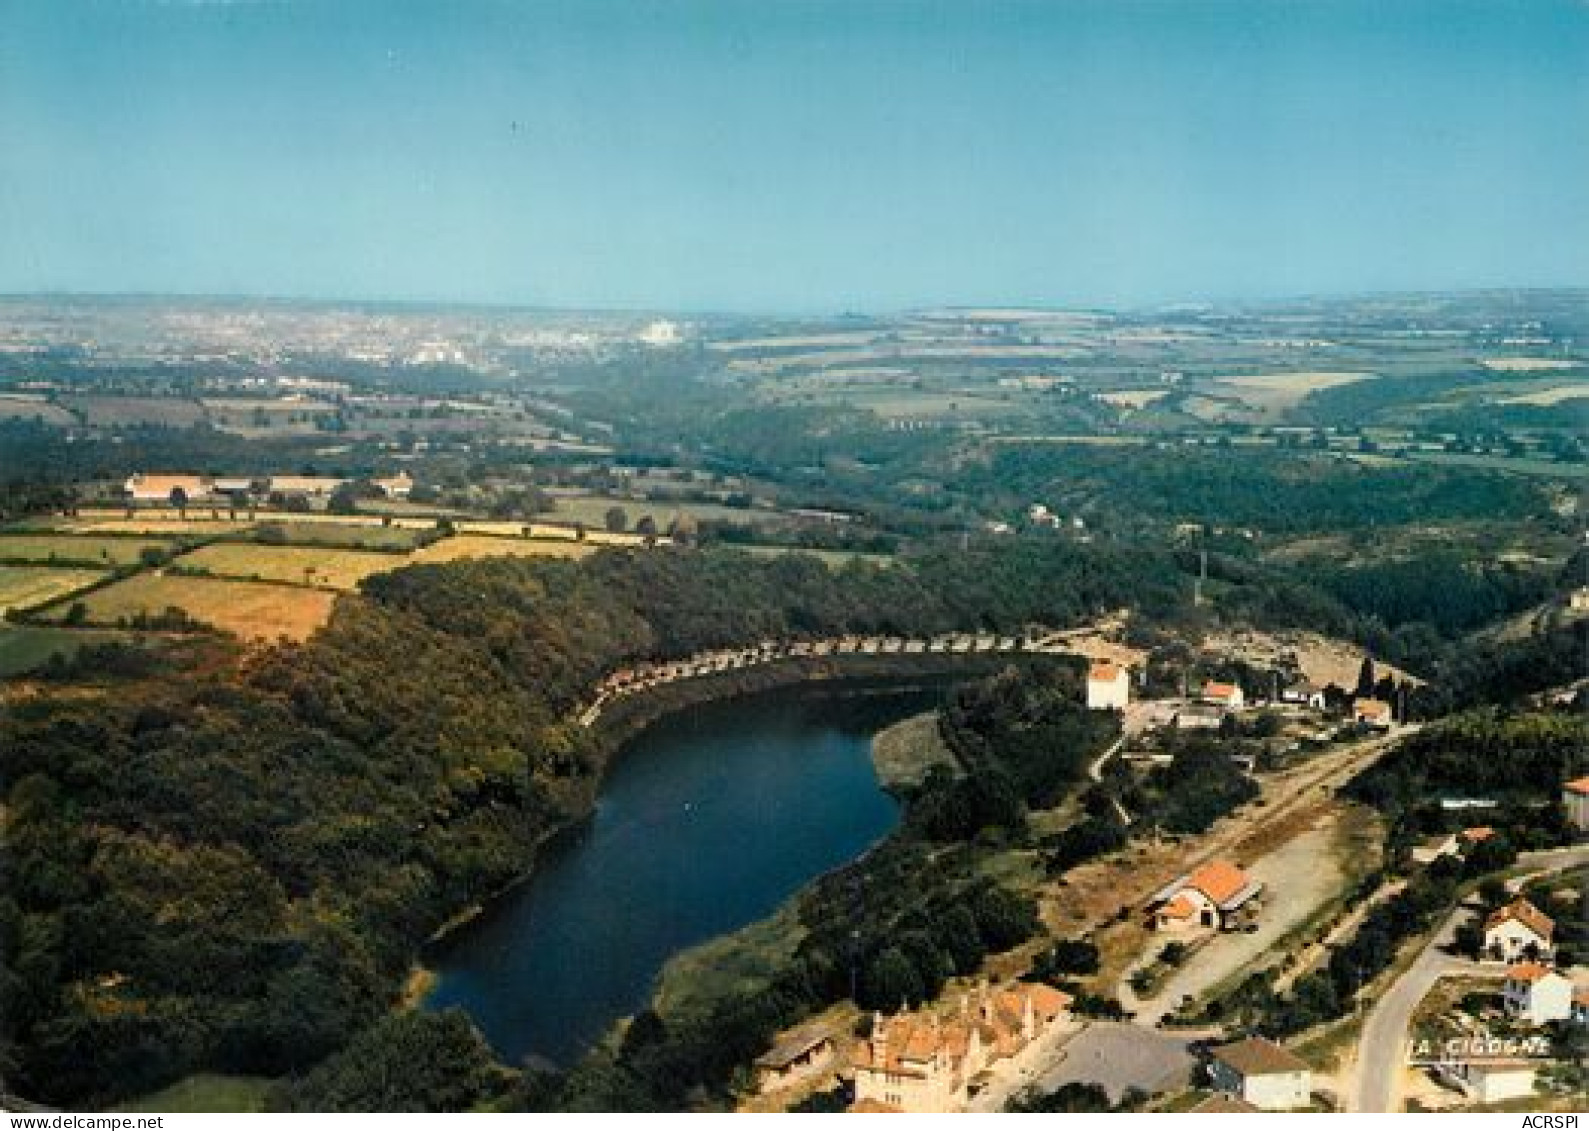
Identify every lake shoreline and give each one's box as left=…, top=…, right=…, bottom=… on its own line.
left=413, top=652, right=1069, bottom=1062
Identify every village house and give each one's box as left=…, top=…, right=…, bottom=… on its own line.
left=123, top=472, right=214, bottom=503
left=1435, top=1060, right=1537, bottom=1105
left=1482, top=899, right=1554, bottom=964
left=1563, top=776, right=1589, bottom=832
left=753, top=1024, right=836, bottom=1093
left=1150, top=859, right=1263, bottom=932
left=1201, top=681, right=1245, bottom=710
left=1501, top=963, right=1574, bottom=1025
left=1206, top=1037, right=1311, bottom=1111
left=850, top=983, right=1071, bottom=1113
left=1085, top=661, right=1130, bottom=711
left=1352, top=697, right=1393, bottom=729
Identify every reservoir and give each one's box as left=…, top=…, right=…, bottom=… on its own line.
left=423, top=679, right=947, bottom=1067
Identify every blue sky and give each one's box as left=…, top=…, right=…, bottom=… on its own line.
left=2, top=0, right=1586, bottom=312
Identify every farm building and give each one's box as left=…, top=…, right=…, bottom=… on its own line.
left=123, top=473, right=214, bottom=503
left=753, top=1024, right=835, bottom=1092
left=1150, top=860, right=1262, bottom=932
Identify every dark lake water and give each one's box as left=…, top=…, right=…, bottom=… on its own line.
left=423, top=680, right=947, bottom=1067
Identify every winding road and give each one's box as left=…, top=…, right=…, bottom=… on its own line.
left=1347, top=844, right=1589, bottom=1113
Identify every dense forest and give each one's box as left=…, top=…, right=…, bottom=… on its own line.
left=0, top=540, right=1181, bottom=1107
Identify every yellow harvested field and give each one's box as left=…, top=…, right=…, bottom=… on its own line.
left=1481, top=357, right=1583, bottom=372
left=1497, top=383, right=1589, bottom=406
left=63, top=515, right=255, bottom=535
left=174, top=544, right=404, bottom=591
left=412, top=535, right=597, bottom=563
left=1214, top=371, right=1373, bottom=411
left=0, top=566, right=109, bottom=613
left=454, top=520, right=655, bottom=546
left=1097, top=389, right=1170, bottom=409
left=57, top=574, right=337, bottom=641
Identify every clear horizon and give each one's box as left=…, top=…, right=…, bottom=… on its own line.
left=4, top=0, right=1587, bottom=313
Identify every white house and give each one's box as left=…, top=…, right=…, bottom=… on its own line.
left=1501, top=963, right=1574, bottom=1025
left=1482, top=899, right=1555, bottom=964
left=1085, top=661, right=1130, bottom=711
left=1207, top=1037, right=1311, bottom=1111
left=1201, top=681, right=1245, bottom=710
left=1150, top=860, right=1263, bottom=932
left=1436, top=1060, right=1537, bottom=1105
left=1564, top=776, right=1589, bottom=832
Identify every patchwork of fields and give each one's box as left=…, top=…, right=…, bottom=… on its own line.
left=0, top=501, right=901, bottom=666
left=0, top=513, right=667, bottom=658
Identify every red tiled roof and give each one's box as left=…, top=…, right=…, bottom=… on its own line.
left=1564, top=776, right=1589, bottom=797
left=1160, top=894, right=1198, bottom=920
left=1187, top=860, right=1253, bottom=906
left=1504, top=962, right=1554, bottom=984
left=1485, top=898, right=1555, bottom=941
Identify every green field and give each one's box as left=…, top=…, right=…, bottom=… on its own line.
left=0, top=625, right=134, bottom=677
left=249, top=520, right=424, bottom=550
left=0, top=533, right=175, bottom=566
left=115, top=1074, right=275, bottom=1113
left=0, top=565, right=109, bottom=612
left=1404, top=450, right=1589, bottom=480
left=174, top=543, right=405, bottom=590
left=545, top=493, right=770, bottom=527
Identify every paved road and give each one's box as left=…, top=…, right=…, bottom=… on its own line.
left=1086, top=736, right=1131, bottom=823
left=1348, top=844, right=1589, bottom=1113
